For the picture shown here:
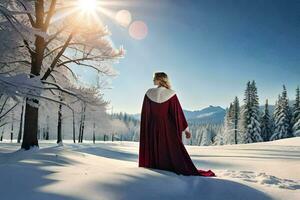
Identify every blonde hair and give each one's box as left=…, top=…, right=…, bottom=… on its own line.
left=153, top=72, right=171, bottom=89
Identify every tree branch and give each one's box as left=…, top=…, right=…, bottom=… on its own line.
left=41, top=32, right=74, bottom=80
left=0, top=102, right=18, bottom=120
left=23, top=39, right=35, bottom=56
left=44, top=26, right=67, bottom=46
left=0, top=96, right=9, bottom=115
left=43, top=42, right=82, bottom=58
left=43, top=0, right=57, bottom=31
left=17, top=0, right=35, bottom=27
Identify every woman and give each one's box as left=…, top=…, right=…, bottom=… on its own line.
left=138, top=72, right=216, bottom=177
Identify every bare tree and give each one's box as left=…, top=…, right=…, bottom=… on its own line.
left=69, top=86, right=109, bottom=143
left=0, top=0, right=124, bottom=149
left=0, top=94, right=18, bottom=129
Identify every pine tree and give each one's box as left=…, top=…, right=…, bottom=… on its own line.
left=200, top=127, right=212, bottom=146
left=260, top=99, right=273, bottom=141
left=240, top=81, right=263, bottom=143
left=240, top=81, right=251, bottom=143
left=292, top=86, right=300, bottom=136
left=282, top=85, right=293, bottom=135
left=223, top=97, right=240, bottom=144
left=195, top=128, right=202, bottom=145
left=232, top=97, right=240, bottom=144
left=270, top=85, right=292, bottom=140
left=214, top=124, right=224, bottom=145
left=223, top=103, right=234, bottom=144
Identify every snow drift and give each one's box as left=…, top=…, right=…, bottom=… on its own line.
left=0, top=137, right=299, bottom=200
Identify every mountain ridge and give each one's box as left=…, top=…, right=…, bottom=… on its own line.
left=129, top=105, right=226, bottom=124
left=127, top=101, right=295, bottom=124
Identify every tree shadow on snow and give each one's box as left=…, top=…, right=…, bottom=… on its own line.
left=66, top=144, right=138, bottom=162
left=94, top=168, right=273, bottom=200
left=192, top=159, right=239, bottom=169
left=0, top=146, right=82, bottom=200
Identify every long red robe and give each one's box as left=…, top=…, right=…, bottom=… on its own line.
left=138, top=93, right=216, bottom=177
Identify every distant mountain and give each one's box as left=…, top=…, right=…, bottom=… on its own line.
left=183, top=106, right=226, bottom=124
left=129, top=105, right=226, bottom=125
left=129, top=100, right=295, bottom=125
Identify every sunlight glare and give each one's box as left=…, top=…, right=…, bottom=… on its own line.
left=77, top=0, right=98, bottom=13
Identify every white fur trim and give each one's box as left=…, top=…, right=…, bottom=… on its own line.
left=146, top=87, right=176, bottom=103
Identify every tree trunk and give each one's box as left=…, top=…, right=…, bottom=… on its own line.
left=93, top=122, right=95, bottom=144
left=57, top=95, right=63, bottom=144
left=0, top=127, right=3, bottom=141
left=72, top=110, right=76, bottom=143
left=78, top=120, right=82, bottom=143
left=10, top=120, right=13, bottom=143
left=57, top=104, right=62, bottom=144
left=42, top=127, right=45, bottom=140
left=78, top=118, right=82, bottom=143
left=21, top=0, right=46, bottom=150
left=78, top=108, right=83, bottom=143
left=17, top=102, right=24, bottom=143
left=46, top=116, right=49, bottom=140
left=21, top=99, right=39, bottom=150
left=234, top=121, right=238, bottom=144
left=80, top=113, right=85, bottom=142
left=78, top=104, right=86, bottom=143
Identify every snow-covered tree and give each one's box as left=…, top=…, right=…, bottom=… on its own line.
left=223, top=97, right=240, bottom=144
left=67, top=85, right=111, bottom=143
left=186, top=123, right=221, bottom=146
left=231, top=97, right=240, bottom=144
left=110, top=112, right=139, bottom=141
left=195, top=128, right=203, bottom=145
left=199, top=127, right=213, bottom=146
left=223, top=103, right=233, bottom=144
left=270, top=86, right=292, bottom=140
left=260, top=99, right=273, bottom=141
left=0, top=0, right=124, bottom=149
left=240, top=81, right=263, bottom=143
left=292, top=87, right=300, bottom=136
left=213, top=127, right=224, bottom=145
left=0, top=94, right=18, bottom=129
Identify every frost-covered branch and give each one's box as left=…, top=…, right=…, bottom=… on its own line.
left=0, top=101, right=18, bottom=120
left=41, top=32, right=74, bottom=80
left=43, top=0, right=57, bottom=31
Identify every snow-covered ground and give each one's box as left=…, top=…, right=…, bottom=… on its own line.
left=0, top=138, right=299, bottom=200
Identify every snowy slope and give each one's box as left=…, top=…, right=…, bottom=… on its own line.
left=184, top=106, right=225, bottom=124
left=0, top=138, right=299, bottom=200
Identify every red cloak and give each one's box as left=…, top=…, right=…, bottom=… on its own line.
left=138, top=93, right=215, bottom=177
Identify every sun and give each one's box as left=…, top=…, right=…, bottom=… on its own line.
left=77, top=0, right=98, bottom=13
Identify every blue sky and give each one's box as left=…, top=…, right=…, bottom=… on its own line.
left=76, top=0, right=300, bottom=114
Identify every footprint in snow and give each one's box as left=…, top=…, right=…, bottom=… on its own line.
left=216, top=170, right=300, bottom=190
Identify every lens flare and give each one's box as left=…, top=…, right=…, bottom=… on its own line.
left=129, top=21, right=148, bottom=40
left=115, top=10, right=132, bottom=27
